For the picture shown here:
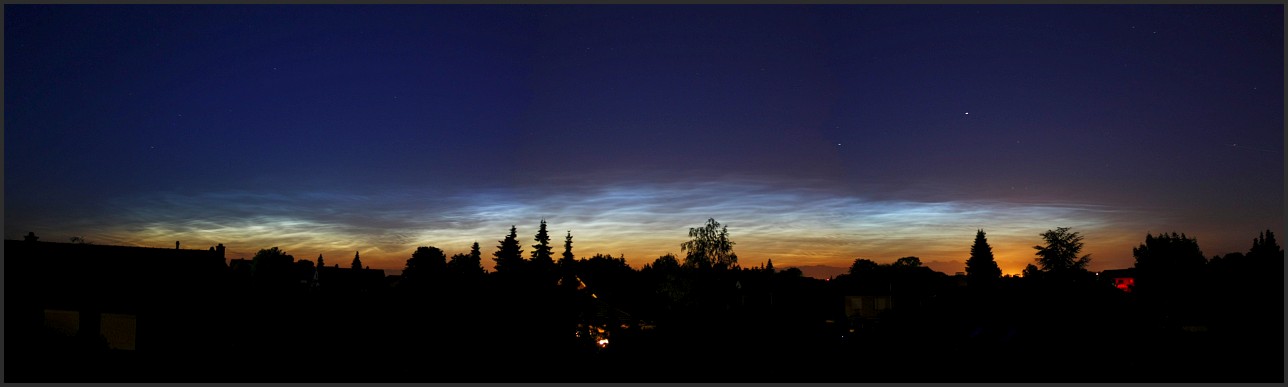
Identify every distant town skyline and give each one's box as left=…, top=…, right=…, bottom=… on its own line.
left=5, top=5, right=1282, bottom=276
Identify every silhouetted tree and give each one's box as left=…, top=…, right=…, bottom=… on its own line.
left=779, top=267, right=802, bottom=277
left=447, top=253, right=470, bottom=273
left=351, top=251, right=363, bottom=270
left=1131, top=232, right=1208, bottom=324
left=966, top=229, right=1002, bottom=288
left=312, top=254, right=324, bottom=289
left=889, top=256, right=939, bottom=296
left=293, top=259, right=315, bottom=286
left=839, top=257, right=943, bottom=310
left=649, top=253, right=681, bottom=272
left=849, top=258, right=880, bottom=275
left=1133, top=232, right=1205, bottom=268
left=1032, top=227, right=1090, bottom=275
left=403, top=246, right=447, bottom=287
left=1132, top=232, right=1205, bottom=286
left=1022, top=264, right=1042, bottom=279
left=252, top=247, right=294, bottom=276
left=1248, top=229, right=1283, bottom=260
left=552, top=232, right=579, bottom=291
left=765, top=258, right=775, bottom=273
left=577, top=253, right=636, bottom=300
left=560, top=231, right=576, bottom=267
left=1210, top=251, right=1244, bottom=266
left=493, top=226, right=524, bottom=274
left=843, top=258, right=886, bottom=294
left=893, top=256, right=923, bottom=268
left=1243, top=229, right=1285, bottom=379
left=447, top=242, right=485, bottom=276
left=531, top=219, right=555, bottom=271
left=680, top=218, right=737, bottom=270
left=1243, top=229, right=1284, bottom=321
left=251, top=247, right=296, bottom=288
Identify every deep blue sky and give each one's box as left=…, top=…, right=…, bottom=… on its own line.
left=5, top=5, right=1283, bottom=275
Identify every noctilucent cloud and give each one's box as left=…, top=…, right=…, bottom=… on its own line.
left=5, top=5, right=1283, bottom=276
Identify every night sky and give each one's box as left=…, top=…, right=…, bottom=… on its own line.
left=5, top=5, right=1283, bottom=276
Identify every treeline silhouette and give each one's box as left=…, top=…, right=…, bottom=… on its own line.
left=6, top=222, right=1283, bottom=382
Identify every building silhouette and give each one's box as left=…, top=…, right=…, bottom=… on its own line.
left=7, top=234, right=230, bottom=379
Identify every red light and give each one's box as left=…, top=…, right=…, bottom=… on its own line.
left=1114, top=277, right=1134, bottom=293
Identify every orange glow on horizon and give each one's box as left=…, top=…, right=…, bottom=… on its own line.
left=202, top=234, right=1143, bottom=278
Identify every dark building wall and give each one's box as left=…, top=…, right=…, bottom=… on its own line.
left=6, top=239, right=230, bottom=356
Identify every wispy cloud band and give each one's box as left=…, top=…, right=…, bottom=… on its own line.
left=7, top=179, right=1147, bottom=274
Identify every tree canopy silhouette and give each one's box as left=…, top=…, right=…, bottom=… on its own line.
left=680, top=218, right=737, bottom=270
left=646, top=253, right=680, bottom=272
left=252, top=246, right=294, bottom=278
left=1132, top=232, right=1205, bottom=277
left=892, top=256, right=923, bottom=268
left=351, top=251, right=363, bottom=270
left=447, top=242, right=485, bottom=277
left=1248, top=229, right=1283, bottom=260
left=1131, top=232, right=1205, bottom=314
left=1022, top=263, right=1042, bottom=279
left=403, top=246, right=447, bottom=286
left=849, top=258, right=879, bottom=275
left=251, top=247, right=296, bottom=290
left=1032, top=227, right=1090, bottom=274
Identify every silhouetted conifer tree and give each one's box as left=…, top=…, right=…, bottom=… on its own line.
left=493, top=226, right=524, bottom=274
left=966, top=229, right=1002, bottom=288
left=1249, top=230, right=1283, bottom=259
left=560, top=231, right=576, bottom=267
left=351, top=251, right=363, bottom=270
left=531, top=219, right=555, bottom=269
left=765, top=258, right=774, bottom=273
left=1244, top=229, right=1284, bottom=319
left=470, top=242, right=483, bottom=272
left=556, top=231, right=579, bottom=289
left=316, top=254, right=324, bottom=269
